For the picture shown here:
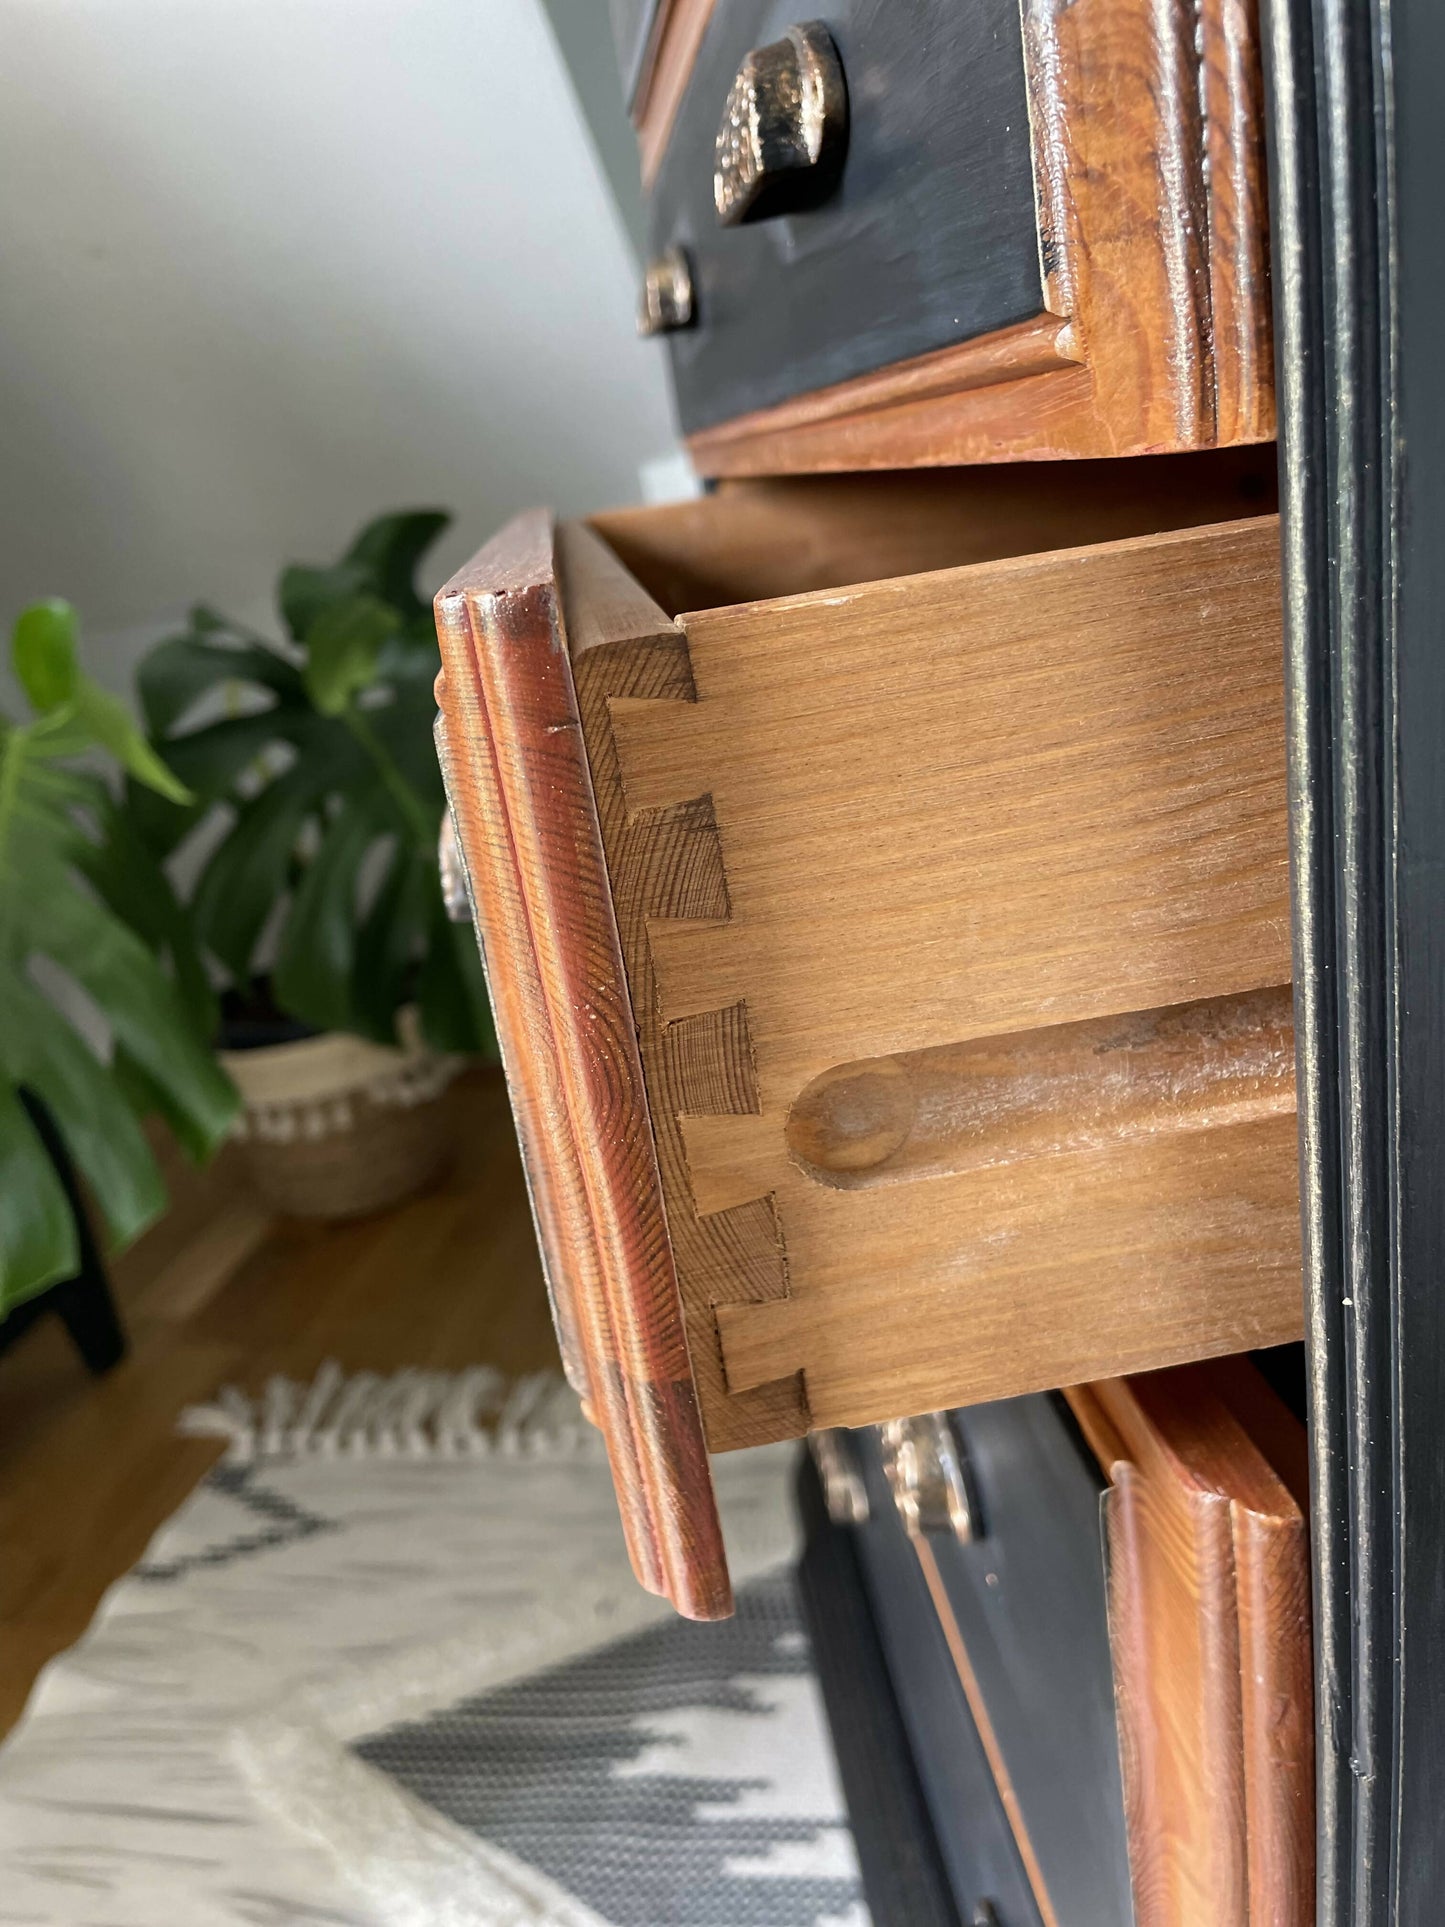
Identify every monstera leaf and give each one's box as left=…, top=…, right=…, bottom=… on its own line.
left=136, top=510, right=495, bottom=1055
left=0, top=602, right=238, bottom=1315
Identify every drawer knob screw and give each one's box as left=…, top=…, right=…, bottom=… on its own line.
left=714, top=21, right=849, bottom=227
left=637, top=244, right=695, bottom=336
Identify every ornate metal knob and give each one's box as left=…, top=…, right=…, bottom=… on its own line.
left=637, top=245, right=695, bottom=336
left=713, top=21, right=849, bottom=227
left=877, top=1411, right=977, bottom=1543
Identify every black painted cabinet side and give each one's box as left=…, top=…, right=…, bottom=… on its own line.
left=1263, top=0, right=1445, bottom=1920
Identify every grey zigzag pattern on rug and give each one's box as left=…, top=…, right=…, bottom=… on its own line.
left=134, top=1464, right=337, bottom=1581
left=1, top=1366, right=856, bottom=1927
left=357, top=1568, right=865, bottom=1927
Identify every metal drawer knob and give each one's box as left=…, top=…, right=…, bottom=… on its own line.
left=878, top=1411, right=977, bottom=1543
left=713, top=21, right=849, bottom=227
left=637, top=245, right=695, bottom=336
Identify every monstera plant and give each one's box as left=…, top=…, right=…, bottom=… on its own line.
left=134, top=510, right=493, bottom=1054
left=0, top=602, right=238, bottom=1315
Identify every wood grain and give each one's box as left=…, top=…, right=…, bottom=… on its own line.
left=781, top=985, right=1296, bottom=1189
left=684, top=0, right=1276, bottom=474
left=434, top=517, right=730, bottom=1618
left=440, top=478, right=1299, bottom=1542
left=1067, top=1360, right=1314, bottom=1927
left=591, top=448, right=1277, bottom=615
left=567, top=494, right=1298, bottom=1443
left=1201, top=0, right=1274, bottom=446
left=619, top=518, right=1290, bottom=1105
left=559, top=521, right=807, bottom=1455
left=711, top=1116, right=1301, bottom=1423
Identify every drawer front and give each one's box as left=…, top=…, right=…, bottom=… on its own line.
left=844, top=1457, right=1048, bottom=1927
left=854, top=1398, right=1132, bottom=1927
left=638, top=0, right=1274, bottom=470
left=796, top=1449, right=1031, bottom=1926
left=610, top=0, right=664, bottom=110
left=648, top=0, right=1041, bottom=433
left=433, top=463, right=1299, bottom=1616
left=837, top=1359, right=1311, bottom=1927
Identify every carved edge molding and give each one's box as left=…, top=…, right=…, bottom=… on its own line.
left=434, top=514, right=732, bottom=1621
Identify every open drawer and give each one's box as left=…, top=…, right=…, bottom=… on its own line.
left=433, top=452, right=1300, bottom=1617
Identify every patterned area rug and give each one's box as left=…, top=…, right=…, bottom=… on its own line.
left=0, top=1369, right=869, bottom=1927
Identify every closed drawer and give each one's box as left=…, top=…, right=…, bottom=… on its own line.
left=806, top=1436, right=1050, bottom=1927
left=433, top=453, right=1299, bottom=1617
left=630, top=0, right=1274, bottom=471
left=820, top=1356, right=1311, bottom=1927
left=1068, top=1358, right=1314, bottom=1925
left=846, top=1398, right=1131, bottom=1927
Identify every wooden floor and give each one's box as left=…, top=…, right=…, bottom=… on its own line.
left=0, top=1071, right=557, bottom=1738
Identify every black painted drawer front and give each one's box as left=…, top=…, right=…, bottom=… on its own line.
left=649, top=0, right=1043, bottom=432
left=856, top=1397, right=1134, bottom=1927
left=610, top=0, right=662, bottom=110
left=852, top=1458, right=1044, bottom=1927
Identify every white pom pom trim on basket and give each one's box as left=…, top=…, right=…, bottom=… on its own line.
left=221, top=1006, right=465, bottom=1146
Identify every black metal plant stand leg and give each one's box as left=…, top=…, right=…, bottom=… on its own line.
left=0, top=1092, right=126, bottom=1374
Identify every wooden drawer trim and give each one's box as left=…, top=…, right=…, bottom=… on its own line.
left=1068, top=1363, right=1314, bottom=1926
left=435, top=514, right=729, bottom=1621
left=878, top=1398, right=1133, bottom=1927
left=559, top=521, right=809, bottom=1463
left=632, top=0, right=716, bottom=190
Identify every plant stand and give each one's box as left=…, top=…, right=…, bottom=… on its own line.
left=0, top=1092, right=126, bottom=1375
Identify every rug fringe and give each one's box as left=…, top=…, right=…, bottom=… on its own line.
left=178, top=1363, right=600, bottom=1464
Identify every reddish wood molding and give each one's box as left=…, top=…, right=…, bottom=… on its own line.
left=434, top=514, right=731, bottom=1620
left=1068, top=1362, right=1314, bottom=1927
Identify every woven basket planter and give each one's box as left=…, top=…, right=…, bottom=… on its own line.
left=220, top=1011, right=464, bottom=1221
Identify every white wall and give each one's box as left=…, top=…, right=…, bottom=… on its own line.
left=0, top=0, right=678, bottom=698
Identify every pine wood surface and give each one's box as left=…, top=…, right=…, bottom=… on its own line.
left=0, top=1073, right=559, bottom=1740
left=679, top=0, right=1274, bottom=474
left=1067, top=1362, right=1314, bottom=1927
left=584, top=503, right=1298, bottom=1438
left=782, top=985, right=1296, bottom=1189
left=591, top=449, right=1277, bottom=615
left=621, top=517, right=1290, bottom=1101
left=560, top=520, right=809, bottom=1461
left=435, top=517, right=731, bottom=1620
